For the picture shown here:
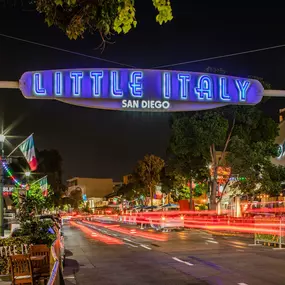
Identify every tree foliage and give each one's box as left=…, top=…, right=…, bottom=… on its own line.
left=68, top=188, right=83, bottom=209
left=34, top=0, right=173, bottom=43
left=134, top=154, right=165, bottom=206
left=37, top=149, right=66, bottom=207
left=169, top=104, right=280, bottom=209
left=11, top=184, right=56, bottom=246
left=12, top=183, right=53, bottom=220
left=117, top=181, right=145, bottom=202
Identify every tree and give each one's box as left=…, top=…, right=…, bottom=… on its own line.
left=12, top=183, right=53, bottom=221
left=11, top=184, right=56, bottom=246
left=227, top=134, right=281, bottom=197
left=36, top=149, right=66, bottom=207
left=69, top=188, right=83, bottom=209
left=169, top=103, right=279, bottom=210
left=134, top=154, right=165, bottom=207
left=170, top=111, right=227, bottom=209
left=33, top=0, right=173, bottom=46
left=117, top=181, right=144, bottom=203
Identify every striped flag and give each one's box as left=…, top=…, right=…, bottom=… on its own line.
left=33, top=176, right=48, bottom=196
left=19, top=134, right=38, bottom=171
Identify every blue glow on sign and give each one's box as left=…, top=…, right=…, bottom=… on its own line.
left=20, top=68, right=264, bottom=112
left=70, top=71, right=83, bottom=97
left=219, top=77, right=230, bottom=101
left=111, top=71, right=123, bottom=97
left=178, top=73, right=191, bottom=100
left=195, top=75, right=213, bottom=100
left=163, top=72, right=171, bottom=99
left=54, top=72, right=62, bottom=96
left=90, top=71, right=103, bottom=97
left=33, top=73, right=46, bottom=96
left=129, top=71, right=143, bottom=98
left=235, top=79, right=250, bottom=101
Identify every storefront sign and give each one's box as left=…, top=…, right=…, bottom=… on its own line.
left=19, top=69, right=264, bottom=112
left=3, top=186, right=14, bottom=196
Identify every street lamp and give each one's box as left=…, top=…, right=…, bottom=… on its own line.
left=0, top=134, right=5, bottom=144
left=0, top=134, right=5, bottom=236
left=25, top=171, right=31, bottom=177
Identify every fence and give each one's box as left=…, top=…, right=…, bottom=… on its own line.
left=253, top=216, right=285, bottom=249
left=47, top=235, right=65, bottom=285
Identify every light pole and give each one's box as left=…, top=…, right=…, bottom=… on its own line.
left=0, top=134, right=6, bottom=237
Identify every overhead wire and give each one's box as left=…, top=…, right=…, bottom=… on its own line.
left=152, top=43, right=285, bottom=69
left=1, top=33, right=285, bottom=70
left=0, top=33, right=136, bottom=68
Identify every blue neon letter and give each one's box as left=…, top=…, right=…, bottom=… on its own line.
left=163, top=72, right=171, bottom=99
left=178, top=73, right=191, bottom=100
left=70, top=71, right=83, bottom=97
left=90, top=71, right=103, bottom=97
left=235, top=79, right=250, bottom=101
left=54, top=72, right=62, bottom=96
left=129, top=71, right=143, bottom=98
left=33, top=73, right=46, bottom=96
left=111, top=71, right=123, bottom=97
left=219, top=77, right=231, bottom=101
left=195, top=75, right=213, bottom=100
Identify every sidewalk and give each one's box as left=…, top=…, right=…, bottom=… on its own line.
left=63, top=226, right=95, bottom=285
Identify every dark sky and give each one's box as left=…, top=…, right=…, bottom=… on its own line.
left=1, top=1, right=285, bottom=182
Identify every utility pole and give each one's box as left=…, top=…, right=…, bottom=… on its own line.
left=0, top=134, right=5, bottom=236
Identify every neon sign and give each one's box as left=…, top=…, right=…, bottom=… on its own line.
left=19, top=69, right=264, bottom=112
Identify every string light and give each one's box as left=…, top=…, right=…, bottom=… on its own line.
left=1, top=160, right=28, bottom=189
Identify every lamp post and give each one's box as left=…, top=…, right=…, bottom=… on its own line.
left=0, top=134, right=5, bottom=237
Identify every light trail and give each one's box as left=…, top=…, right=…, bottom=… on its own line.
left=70, top=221, right=124, bottom=245
left=82, top=220, right=168, bottom=242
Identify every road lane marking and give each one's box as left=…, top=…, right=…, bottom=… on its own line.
left=238, top=283, right=248, bottom=285
left=140, top=244, right=152, bottom=250
left=123, top=238, right=136, bottom=243
left=124, top=242, right=138, bottom=248
left=206, top=240, right=218, bottom=244
left=172, top=257, right=193, bottom=266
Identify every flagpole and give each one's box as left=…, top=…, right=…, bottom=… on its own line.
left=7, top=133, right=34, bottom=157
left=32, top=175, right=47, bottom=185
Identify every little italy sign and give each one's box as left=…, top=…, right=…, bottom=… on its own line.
left=18, top=68, right=264, bottom=112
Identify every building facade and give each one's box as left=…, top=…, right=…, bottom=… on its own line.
left=67, top=177, right=114, bottom=209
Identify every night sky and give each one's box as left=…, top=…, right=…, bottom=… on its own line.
left=1, top=1, right=285, bottom=182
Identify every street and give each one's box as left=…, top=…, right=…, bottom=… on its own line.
left=63, top=221, right=285, bottom=285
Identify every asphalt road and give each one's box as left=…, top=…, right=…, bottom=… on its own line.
left=63, top=220, right=285, bottom=285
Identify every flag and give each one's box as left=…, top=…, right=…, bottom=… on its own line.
left=35, top=176, right=48, bottom=197
left=19, top=134, right=38, bottom=171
